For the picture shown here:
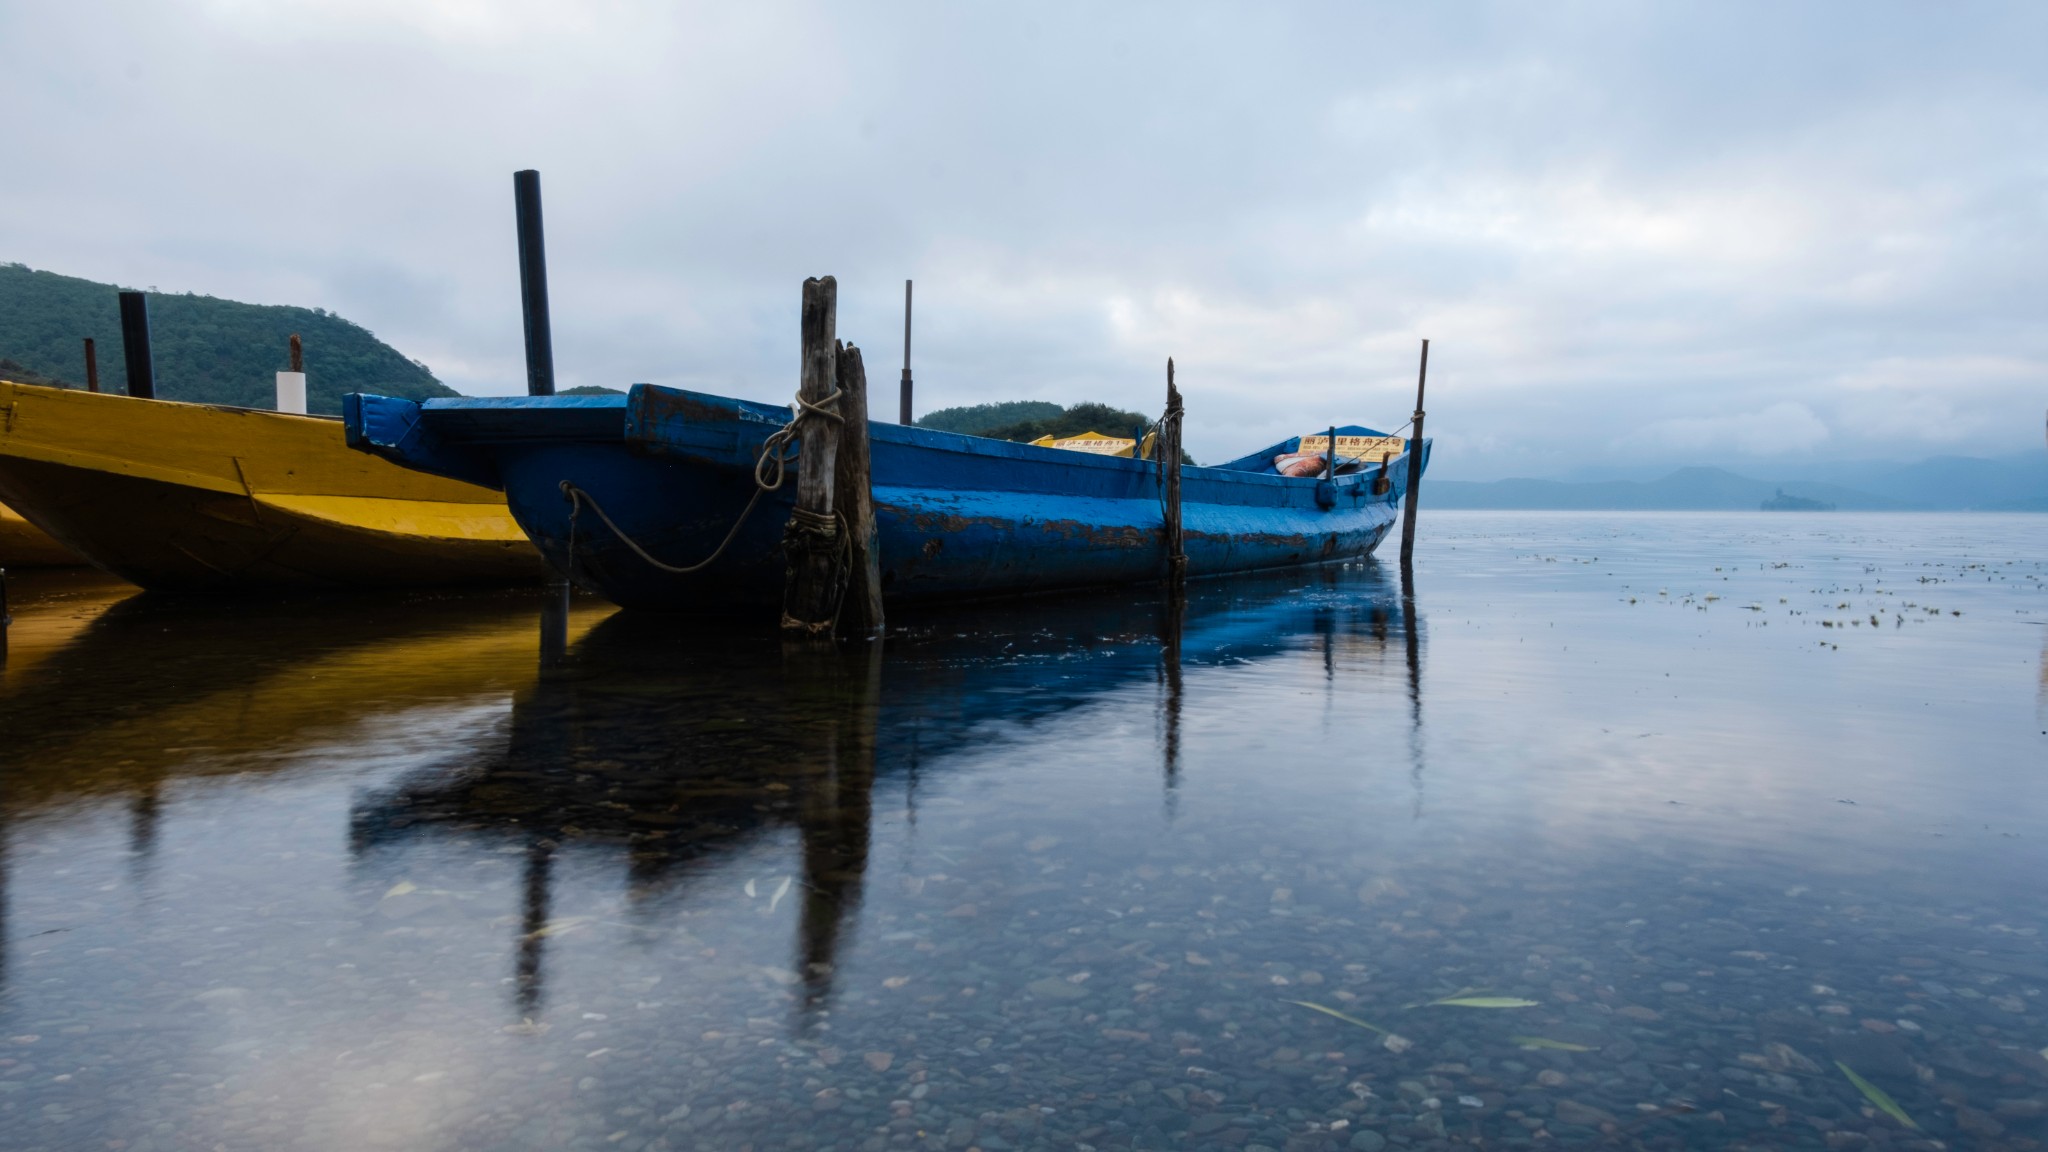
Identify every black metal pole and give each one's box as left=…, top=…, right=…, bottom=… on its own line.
left=1399, top=339, right=1429, bottom=568
left=83, top=338, right=98, bottom=393
left=1325, top=424, right=1338, bottom=481
left=117, top=291, right=154, bottom=399
left=513, top=170, right=555, bottom=397
left=899, top=279, right=914, bottom=425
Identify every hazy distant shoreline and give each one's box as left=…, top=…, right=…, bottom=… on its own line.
left=1421, top=459, right=2048, bottom=512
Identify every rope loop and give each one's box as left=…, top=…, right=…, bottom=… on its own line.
left=557, top=385, right=845, bottom=577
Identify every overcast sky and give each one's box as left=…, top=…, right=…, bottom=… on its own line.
left=3, top=1, right=2042, bottom=476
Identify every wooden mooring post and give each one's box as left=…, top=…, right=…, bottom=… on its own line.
left=782, top=276, right=846, bottom=638
left=118, top=291, right=154, bottom=399
left=82, top=338, right=99, bottom=393
left=513, top=169, right=555, bottom=397
left=1162, top=358, right=1186, bottom=585
left=834, top=340, right=884, bottom=639
left=1399, top=338, right=1429, bottom=569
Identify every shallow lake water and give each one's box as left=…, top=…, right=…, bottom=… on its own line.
left=2, top=511, right=2045, bottom=1152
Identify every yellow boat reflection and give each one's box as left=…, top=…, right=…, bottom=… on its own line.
left=0, top=498, right=81, bottom=567
left=0, top=582, right=613, bottom=806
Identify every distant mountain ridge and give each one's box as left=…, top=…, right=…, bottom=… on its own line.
left=1426, top=457, right=2048, bottom=512
left=0, top=262, right=456, bottom=414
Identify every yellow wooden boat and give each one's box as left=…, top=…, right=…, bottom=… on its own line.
left=0, top=497, right=82, bottom=567
left=0, top=379, right=548, bottom=590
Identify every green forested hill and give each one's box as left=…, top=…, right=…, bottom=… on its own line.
left=0, top=262, right=458, bottom=414
left=918, top=400, right=1152, bottom=441
left=915, top=400, right=1064, bottom=435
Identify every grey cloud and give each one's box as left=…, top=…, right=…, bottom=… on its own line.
left=1, top=1, right=2041, bottom=476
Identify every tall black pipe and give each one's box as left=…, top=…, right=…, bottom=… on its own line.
left=513, top=170, right=555, bottom=397
left=899, top=279, right=913, bottom=425
left=117, top=291, right=155, bottom=399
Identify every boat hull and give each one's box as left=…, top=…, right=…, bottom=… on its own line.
left=0, top=381, right=549, bottom=591
left=347, top=386, right=1426, bottom=613
left=0, top=498, right=82, bottom=567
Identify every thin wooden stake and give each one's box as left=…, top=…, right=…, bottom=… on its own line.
left=781, top=276, right=844, bottom=637
left=1163, top=358, right=1185, bottom=585
left=82, top=338, right=98, bottom=393
left=1399, top=338, right=1429, bottom=568
left=834, top=341, right=884, bottom=639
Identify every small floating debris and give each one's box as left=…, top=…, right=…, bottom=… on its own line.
left=1419, top=994, right=1540, bottom=1009
left=1837, top=1061, right=1917, bottom=1130
left=1511, top=1036, right=1595, bottom=1051
left=1285, top=999, right=1389, bottom=1034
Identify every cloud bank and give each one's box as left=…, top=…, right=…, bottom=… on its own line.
left=2, top=1, right=2042, bottom=476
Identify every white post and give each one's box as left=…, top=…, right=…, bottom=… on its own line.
left=277, top=333, right=306, bottom=413
left=275, top=371, right=306, bottom=414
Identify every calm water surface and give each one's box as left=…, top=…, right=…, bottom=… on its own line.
left=2, top=512, right=2045, bottom=1152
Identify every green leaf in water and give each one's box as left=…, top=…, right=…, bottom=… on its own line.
left=1836, top=1062, right=1917, bottom=1130
left=1284, top=1000, right=1389, bottom=1035
left=1510, top=1036, right=1594, bottom=1051
left=1430, top=996, right=1540, bottom=1009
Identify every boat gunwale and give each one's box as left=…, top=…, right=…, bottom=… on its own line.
left=0, top=377, right=345, bottom=422
left=382, top=385, right=1421, bottom=498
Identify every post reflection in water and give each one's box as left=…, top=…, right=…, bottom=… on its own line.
left=345, top=615, right=897, bottom=1024
left=1401, top=562, right=1426, bottom=819
left=1158, top=586, right=1184, bottom=819
left=342, top=565, right=1422, bottom=1029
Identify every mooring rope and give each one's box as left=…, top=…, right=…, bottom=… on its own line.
left=559, top=386, right=842, bottom=576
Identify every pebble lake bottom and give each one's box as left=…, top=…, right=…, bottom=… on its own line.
left=1, top=511, right=2045, bottom=1152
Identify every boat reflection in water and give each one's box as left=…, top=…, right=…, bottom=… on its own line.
left=0, top=584, right=614, bottom=921
left=345, top=563, right=1424, bottom=1025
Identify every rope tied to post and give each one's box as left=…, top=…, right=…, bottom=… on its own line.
left=777, top=504, right=853, bottom=636
left=558, top=386, right=843, bottom=577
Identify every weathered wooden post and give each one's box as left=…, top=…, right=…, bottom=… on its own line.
left=899, top=279, right=914, bottom=425
left=1399, top=338, right=1429, bottom=569
left=275, top=333, right=307, bottom=414
left=82, top=338, right=99, bottom=393
left=513, top=169, right=556, bottom=397
left=117, top=291, right=154, bottom=399
left=834, top=341, right=884, bottom=638
left=781, top=276, right=845, bottom=637
left=1163, top=358, right=1185, bottom=585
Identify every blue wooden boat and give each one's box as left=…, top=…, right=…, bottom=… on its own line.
left=342, top=384, right=1428, bottom=611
